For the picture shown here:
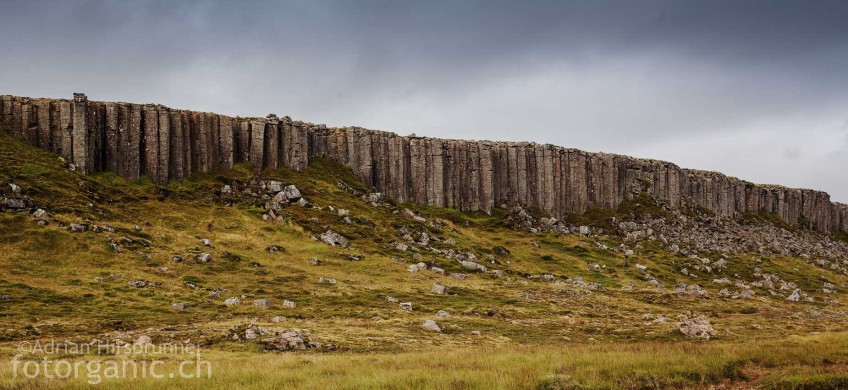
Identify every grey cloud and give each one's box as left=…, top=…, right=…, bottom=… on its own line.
left=1, top=0, right=847, bottom=199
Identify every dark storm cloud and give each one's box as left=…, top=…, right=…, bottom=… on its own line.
left=1, top=0, right=847, bottom=199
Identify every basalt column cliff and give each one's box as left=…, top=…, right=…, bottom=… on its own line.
left=2, top=93, right=847, bottom=234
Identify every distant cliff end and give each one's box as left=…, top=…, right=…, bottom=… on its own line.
left=2, top=93, right=846, bottom=234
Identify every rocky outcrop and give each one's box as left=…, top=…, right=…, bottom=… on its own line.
left=2, top=93, right=846, bottom=234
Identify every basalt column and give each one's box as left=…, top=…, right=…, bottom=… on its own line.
left=218, top=115, right=234, bottom=170
left=71, top=94, right=89, bottom=174
left=264, top=114, right=279, bottom=170
left=249, top=117, right=266, bottom=172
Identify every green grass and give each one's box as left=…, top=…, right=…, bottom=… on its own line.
left=1, top=129, right=848, bottom=388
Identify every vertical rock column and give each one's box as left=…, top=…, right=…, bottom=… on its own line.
left=249, top=118, right=266, bottom=172
left=264, top=114, right=279, bottom=170
left=157, top=108, right=170, bottom=183
left=410, top=137, right=429, bottom=205
left=35, top=99, right=51, bottom=150
left=0, top=95, right=11, bottom=130
left=48, top=101, right=62, bottom=155
left=142, top=105, right=160, bottom=182
left=71, top=93, right=90, bottom=173
left=104, top=103, right=119, bottom=172
left=11, top=97, right=23, bottom=140
left=218, top=115, right=234, bottom=170
left=236, top=119, right=250, bottom=164
left=168, top=111, right=184, bottom=180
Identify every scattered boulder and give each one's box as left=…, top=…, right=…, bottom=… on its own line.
left=678, top=313, right=717, bottom=340
left=362, top=193, right=386, bottom=204
left=253, top=299, right=270, bottom=309
left=319, top=277, right=337, bottom=285
left=436, top=310, right=451, bottom=318
left=421, top=319, right=441, bottom=332
left=460, top=261, right=487, bottom=272
left=196, top=253, right=212, bottom=263
left=282, top=185, right=302, bottom=202
left=260, top=329, right=321, bottom=351
left=309, top=258, right=321, bottom=266
left=69, top=223, right=87, bottom=233
left=171, top=302, right=190, bottom=311
left=318, top=230, right=348, bottom=247
left=0, top=197, right=27, bottom=210
left=431, top=283, right=447, bottom=294
left=9, top=183, right=21, bottom=194
left=200, top=239, right=214, bottom=248
left=283, top=300, right=296, bottom=308
left=265, top=181, right=283, bottom=193
left=224, top=297, right=241, bottom=307
left=133, top=335, right=152, bottom=346
left=128, top=280, right=147, bottom=288
left=399, top=302, right=413, bottom=311
left=787, top=289, right=802, bottom=302
left=33, top=209, right=48, bottom=220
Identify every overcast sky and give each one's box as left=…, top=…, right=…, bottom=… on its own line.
left=1, top=0, right=846, bottom=200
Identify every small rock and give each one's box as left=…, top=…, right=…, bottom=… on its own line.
left=196, top=253, right=212, bottom=263
left=283, top=300, right=296, bottom=308
left=9, top=183, right=21, bottom=194
left=171, top=303, right=190, bottom=311
left=172, top=256, right=183, bottom=263
left=319, top=277, right=337, bottom=284
left=224, top=297, right=241, bottom=306
left=200, top=239, right=214, bottom=248
left=399, top=302, right=413, bottom=311
left=436, top=310, right=450, bottom=318
left=309, top=258, right=321, bottom=266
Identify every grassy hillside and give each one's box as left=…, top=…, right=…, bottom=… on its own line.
left=1, top=130, right=847, bottom=389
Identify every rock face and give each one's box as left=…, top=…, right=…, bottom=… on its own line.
left=3, top=93, right=846, bottom=234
